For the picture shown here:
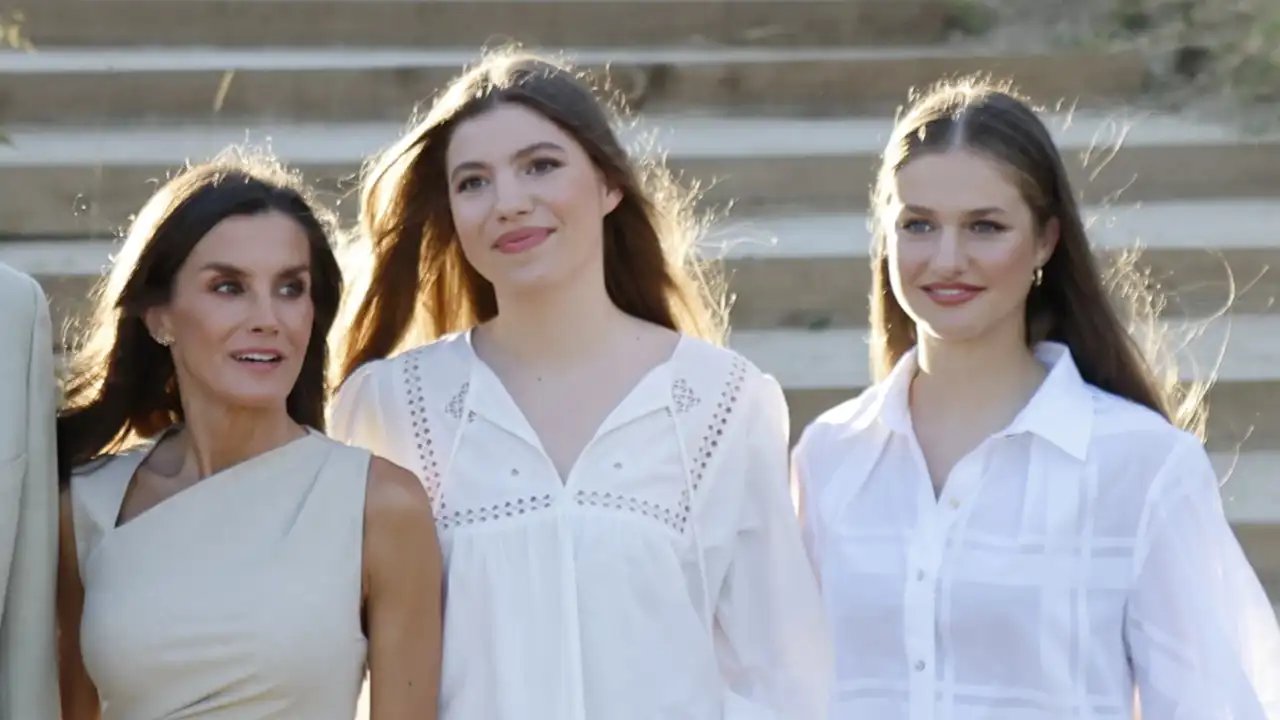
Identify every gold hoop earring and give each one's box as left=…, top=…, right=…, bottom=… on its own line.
left=1033, top=266, right=1044, bottom=287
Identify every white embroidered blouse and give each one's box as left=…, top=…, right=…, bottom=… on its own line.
left=794, top=342, right=1280, bottom=720
left=330, top=330, right=832, bottom=720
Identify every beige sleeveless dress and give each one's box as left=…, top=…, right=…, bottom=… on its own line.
left=70, top=430, right=370, bottom=720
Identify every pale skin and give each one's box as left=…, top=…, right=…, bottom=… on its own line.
left=445, top=102, right=681, bottom=479
left=56, top=210, right=442, bottom=719
left=885, top=150, right=1059, bottom=494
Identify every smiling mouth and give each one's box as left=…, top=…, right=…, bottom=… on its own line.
left=232, top=352, right=283, bottom=364
left=494, top=228, right=552, bottom=254
left=922, top=285, right=983, bottom=306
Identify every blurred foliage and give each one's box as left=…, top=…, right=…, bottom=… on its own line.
left=0, top=9, right=34, bottom=145
left=963, top=0, right=1279, bottom=129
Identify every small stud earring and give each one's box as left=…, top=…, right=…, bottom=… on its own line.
left=154, top=333, right=173, bottom=347
left=1032, top=266, right=1044, bottom=287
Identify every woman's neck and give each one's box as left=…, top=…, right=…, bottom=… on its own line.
left=482, top=267, right=639, bottom=367
left=174, top=400, right=304, bottom=478
left=912, top=327, right=1047, bottom=424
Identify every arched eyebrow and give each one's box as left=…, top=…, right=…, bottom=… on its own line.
left=901, top=204, right=1008, bottom=217
left=449, top=141, right=567, bottom=182
left=199, top=262, right=311, bottom=280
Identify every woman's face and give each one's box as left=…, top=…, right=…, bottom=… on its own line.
left=886, top=149, right=1057, bottom=347
left=445, top=102, right=621, bottom=296
left=147, top=210, right=315, bottom=413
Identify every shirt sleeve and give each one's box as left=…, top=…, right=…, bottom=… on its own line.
left=713, top=373, right=833, bottom=719
left=1125, top=433, right=1280, bottom=719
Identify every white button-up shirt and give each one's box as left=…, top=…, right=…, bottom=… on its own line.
left=794, top=342, right=1280, bottom=719
left=331, top=330, right=832, bottom=720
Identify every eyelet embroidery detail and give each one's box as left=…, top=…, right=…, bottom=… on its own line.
left=690, top=357, right=748, bottom=496
left=575, top=489, right=687, bottom=532
left=574, top=358, right=748, bottom=534
left=671, top=378, right=700, bottom=414
left=446, top=382, right=469, bottom=420
left=429, top=352, right=750, bottom=535
left=400, top=352, right=442, bottom=506
left=437, top=493, right=555, bottom=531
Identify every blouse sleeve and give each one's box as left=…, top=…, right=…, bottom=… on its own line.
left=790, top=424, right=822, bottom=580
left=1125, top=434, right=1280, bottom=718
left=327, top=361, right=391, bottom=455
left=713, top=373, right=833, bottom=719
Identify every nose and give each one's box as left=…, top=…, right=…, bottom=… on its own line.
left=492, top=171, right=533, bottom=219
left=247, top=290, right=281, bottom=335
left=931, top=226, right=964, bottom=275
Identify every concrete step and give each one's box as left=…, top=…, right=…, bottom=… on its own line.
left=7, top=229, right=1280, bottom=456
left=3, top=113, right=1278, bottom=237
left=12, top=198, right=1279, bottom=336
left=729, top=322, right=1280, bottom=456
left=713, top=200, right=1280, bottom=328
left=0, top=46, right=1147, bottom=123
left=16, top=0, right=954, bottom=48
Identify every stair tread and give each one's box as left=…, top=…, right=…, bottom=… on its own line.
left=1, top=112, right=1270, bottom=167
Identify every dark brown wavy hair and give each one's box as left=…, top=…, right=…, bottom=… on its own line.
left=869, top=77, right=1207, bottom=436
left=57, top=152, right=344, bottom=478
left=333, top=47, right=726, bottom=383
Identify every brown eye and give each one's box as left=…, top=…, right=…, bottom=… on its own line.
left=456, top=176, right=486, bottom=192
left=527, top=158, right=562, bottom=175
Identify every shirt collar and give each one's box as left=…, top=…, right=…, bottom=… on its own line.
left=860, top=341, right=1094, bottom=460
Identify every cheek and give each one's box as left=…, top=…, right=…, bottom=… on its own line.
left=284, top=299, right=315, bottom=348
left=167, top=300, right=237, bottom=384
left=449, top=194, right=492, bottom=263
left=887, top=235, right=930, bottom=286
left=169, top=295, right=235, bottom=347
left=972, top=239, right=1035, bottom=287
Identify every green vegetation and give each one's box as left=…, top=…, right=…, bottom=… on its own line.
left=1107, top=0, right=1279, bottom=115
left=1, top=9, right=31, bottom=51
left=944, top=0, right=1001, bottom=37
left=0, top=9, right=32, bottom=145
left=946, top=0, right=1279, bottom=129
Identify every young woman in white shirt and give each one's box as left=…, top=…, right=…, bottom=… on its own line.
left=793, top=78, right=1280, bottom=719
left=328, top=48, right=832, bottom=720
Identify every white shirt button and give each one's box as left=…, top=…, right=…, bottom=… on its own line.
left=914, top=660, right=927, bottom=672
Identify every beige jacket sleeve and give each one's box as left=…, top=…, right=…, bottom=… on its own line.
left=0, top=262, right=60, bottom=719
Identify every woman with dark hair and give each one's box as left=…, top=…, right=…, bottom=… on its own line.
left=56, top=153, right=442, bottom=720
left=329, top=49, right=831, bottom=719
left=793, top=77, right=1280, bottom=718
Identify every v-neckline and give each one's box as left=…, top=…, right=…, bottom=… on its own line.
left=111, top=427, right=317, bottom=532
left=462, top=328, right=687, bottom=487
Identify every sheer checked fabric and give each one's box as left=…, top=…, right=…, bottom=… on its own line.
left=330, top=330, right=832, bottom=720
left=795, top=342, right=1280, bottom=720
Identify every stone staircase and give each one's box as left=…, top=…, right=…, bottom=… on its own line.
left=3, top=1, right=1280, bottom=596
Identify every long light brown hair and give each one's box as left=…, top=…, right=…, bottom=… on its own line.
left=333, top=47, right=726, bottom=383
left=869, top=77, right=1207, bottom=437
left=58, top=153, right=345, bottom=480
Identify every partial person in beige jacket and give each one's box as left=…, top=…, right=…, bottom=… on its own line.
left=0, top=261, right=60, bottom=719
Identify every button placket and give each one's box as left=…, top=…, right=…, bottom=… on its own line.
left=904, top=530, right=941, bottom=720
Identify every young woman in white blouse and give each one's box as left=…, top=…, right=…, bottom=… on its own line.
left=328, top=48, right=832, bottom=719
left=793, top=77, right=1280, bottom=719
